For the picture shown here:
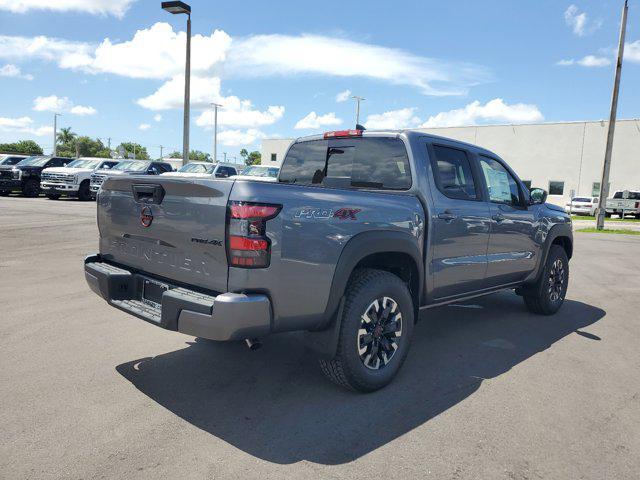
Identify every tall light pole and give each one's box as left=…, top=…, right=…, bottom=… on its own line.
left=211, top=102, right=222, bottom=163
left=162, top=1, right=191, bottom=166
left=596, top=0, right=628, bottom=230
left=352, top=95, right=365, bottom=127
left=52, top=113, right=61, bottom=156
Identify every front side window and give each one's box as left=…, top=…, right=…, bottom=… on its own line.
left=549, top=181, right=564, bottom=196
left=479, top=156, right=522, bottom=206
left=279, top=137, right=411, bottom=190
left=431, top=145, right=478, bottom=200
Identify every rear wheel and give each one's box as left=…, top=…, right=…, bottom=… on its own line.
left=523, top=245, right=569, bottom=315
left=77, top=180, right=91, bottom=201
left=22, top=179, right=40, bottom=198
left=319, top=269, right=414, bottom=392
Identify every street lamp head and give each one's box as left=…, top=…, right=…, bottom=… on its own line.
left=161, top=1, right=191, bottom=14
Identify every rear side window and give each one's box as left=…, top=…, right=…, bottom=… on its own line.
left=279, top=137, right=411, bottom=190
left=430, top=145, right=478, bottom=200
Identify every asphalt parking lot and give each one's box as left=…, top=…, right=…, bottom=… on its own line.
left=1, top=196, right=639, bottom=479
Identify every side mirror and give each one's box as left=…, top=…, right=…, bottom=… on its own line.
left=215, top=171, right=229, bottom=178
left=529, top=188, right=548, bottom=205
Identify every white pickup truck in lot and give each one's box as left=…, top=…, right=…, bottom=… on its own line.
left=605, top=190, right=640, bottom=219
left=41, top=157, right=120, bottom=200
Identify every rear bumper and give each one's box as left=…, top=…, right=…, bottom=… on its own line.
left=84, top=255, right=272, bottom=341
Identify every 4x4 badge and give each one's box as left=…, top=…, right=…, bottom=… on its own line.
left=140, top=206, right=153, bottom=227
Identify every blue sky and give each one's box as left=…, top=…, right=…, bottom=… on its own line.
left=1, top=0, right=639, bottom=161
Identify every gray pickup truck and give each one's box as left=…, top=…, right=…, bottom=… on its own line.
left=85, top=129, right=573, bottom=391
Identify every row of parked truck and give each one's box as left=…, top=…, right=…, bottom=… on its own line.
left=0, top=153, right=280, bottom=200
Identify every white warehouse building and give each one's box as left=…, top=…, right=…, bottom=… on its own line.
left=261, top=119, right=640, bottom=205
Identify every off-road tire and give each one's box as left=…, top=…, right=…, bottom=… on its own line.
left=523, top=245, right=569, bottom=315
left=319, top=268, right=414, bottom=392
left=78, top=180, right=92, bottom=201
left=22, top=179, right=40, bottom=198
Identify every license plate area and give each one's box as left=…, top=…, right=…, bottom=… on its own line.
left=142, top=278, right=170, bottom=308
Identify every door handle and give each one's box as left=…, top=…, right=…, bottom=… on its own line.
left=437, top=212, right=456, bottom=221
left=492, top=213, right=505, bottom=223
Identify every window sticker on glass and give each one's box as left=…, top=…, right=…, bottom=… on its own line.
left=482, top=163, right=511, bottom=202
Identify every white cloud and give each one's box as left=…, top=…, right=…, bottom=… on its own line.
left=70, top=105, right=97, bottom=115
left=138, top=123, right=150, bottom=131
left=564, top=5, right=588, bottom=36
left=557, top=55, right=611, bottom=67
left=294, top=111, right=342, bottom=130
left=139, top=75, right=285, bottom=129
left=228, top=34, right=489, bottom=96
left=625, top=40, right=640, bottom=63
left=335, top=89, right=351, bottom=103
left=33, top=95, right=72, bottom=112
left=153, top=114, right=162, bottom=122
left=32, top=95, right=96, bottom=115
left=0, top=24, right=489, bottom=97
left=217, top=128, right=266, bottom=147
left=0, top=0, right=136, bottom=17
left=421, top=98, right=543, bottom=128
left=0, top=63, right=33, bottom=80
left=364, top=108, right=422, bottom=130
left=0, top=116, right=52, bottom=136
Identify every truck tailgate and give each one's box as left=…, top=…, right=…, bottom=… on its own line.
left=96, top=176, right=232, bottom=293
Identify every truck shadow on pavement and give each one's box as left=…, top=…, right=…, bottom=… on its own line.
left=116, top=291, right=605, bottom=465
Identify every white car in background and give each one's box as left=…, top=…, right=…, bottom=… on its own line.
left=565, top=196, right=599, bottom=216
left=41, top=157, right=121, bottom=201
left=161, top=162, right=239, bottom=178
left=231, top=165, right=280, bottom=182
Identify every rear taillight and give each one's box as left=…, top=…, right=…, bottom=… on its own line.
left=636, top=202, right=640, bottom=209
left=227, top=201, right=281, bottom=268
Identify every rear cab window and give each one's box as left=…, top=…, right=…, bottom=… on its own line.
left=279, top=137, right=411, bottom=190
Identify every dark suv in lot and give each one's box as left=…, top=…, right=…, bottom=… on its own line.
left=0, top=156, right=73, bottom=197
left=90, top=160, right=174, bottom=198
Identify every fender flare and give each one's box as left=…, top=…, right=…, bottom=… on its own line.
left=304, top=230, right=424, bottom=359
left=526, top=222, right=573, bottom=285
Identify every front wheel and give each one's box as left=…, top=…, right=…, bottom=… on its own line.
left=77, top=180, right=92, bottom=201
left=319, top=269, right=414, bottom=392
left=523, top=245, right=569, bottom=315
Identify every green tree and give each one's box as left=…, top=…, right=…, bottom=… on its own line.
left=56, top=127, right=76, bottom=145
left=0, top=140, right=43, bottom=155
left=168, top=151, right=182, bottom=159
left=56, top=136, right=108, bottom=158
left=240, top=148, right=261, bottom=166
left=188, top=150, right=211, bottom=162
left=117, top=142, right=149, bottom=160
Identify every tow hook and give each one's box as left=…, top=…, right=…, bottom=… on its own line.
left=244, top=338, right=262, bottom=350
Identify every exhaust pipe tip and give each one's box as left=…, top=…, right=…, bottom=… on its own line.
left=244, top=338, right=262, bottom=350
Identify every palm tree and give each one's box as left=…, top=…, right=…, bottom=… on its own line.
left=57, top=127, right=76, bottom=146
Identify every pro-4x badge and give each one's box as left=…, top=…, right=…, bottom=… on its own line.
left=140, top=206, right=153, bottom=228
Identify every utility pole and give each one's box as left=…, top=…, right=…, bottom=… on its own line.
left=223, top=152, right=227, bottom=162
left=352, top=95, right=365, bottom=127
left=211, top=102, right=222, bottom=163
left=159, top=145, right=164, bottom=160
left=107, top=137, right=111, bottom=150
left=596, top=0, right=628, bottom=230
left=52, top=113, right=61, bottom=156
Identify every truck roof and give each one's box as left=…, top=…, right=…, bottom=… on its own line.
left=293, top=129, right=499, bottom=158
